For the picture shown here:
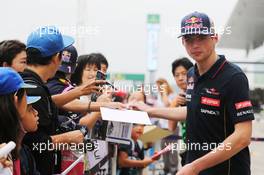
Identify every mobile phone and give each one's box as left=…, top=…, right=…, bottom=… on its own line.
left=179, top=93, right=186, bottom=98
left=96, top=70, right=107, bottom=80
left=95, top=70, right=117, bottom=90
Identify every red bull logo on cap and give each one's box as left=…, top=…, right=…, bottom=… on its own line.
left=184, top=16, right=203, bottom=29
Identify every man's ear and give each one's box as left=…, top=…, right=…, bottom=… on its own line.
left=13, top=94, right=18, bottom=108
left=212, top=34, right=219, bottom=43
left=181, top=38, right=185, bottom=46
left=51, top=53, right=60, bottom=64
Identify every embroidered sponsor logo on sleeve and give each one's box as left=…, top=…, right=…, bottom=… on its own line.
left=237, top=109, right=254, bottom=117
left=201, top=97, right=220, bottom=107
left=235, top=101, right=252, bottom=110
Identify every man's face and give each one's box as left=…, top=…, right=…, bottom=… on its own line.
left=62, top=50, right=71, bottom=60
left=173, top=65, right=188, bottom=90
left=21, top=104, right=39, bottom=132
left=81, top=64, right=98, bottom=84
left=50, top=53, right=62, bottom=78
left=11, top=51, right=27, bottom=72
left=131, top=125, right=144, bottom=141
left=101, top=64, right=108, bottom=74
left=182, top=34, right=218, bottom=63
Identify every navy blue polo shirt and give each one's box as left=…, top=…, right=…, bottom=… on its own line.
left=185, top=55, right=254, bottom=175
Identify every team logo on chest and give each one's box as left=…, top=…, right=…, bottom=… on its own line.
left=201, top=97, right=220, bottom=107
left=187, top=77, right=194, bottom=90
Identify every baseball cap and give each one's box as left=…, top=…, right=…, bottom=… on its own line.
left=26, top=26, right=74, bottom=57
left=0, top=68, right=41, bottom=104
left=178, top=11, right=215, bottom=38
left=58, top=45, right=78, bottom=74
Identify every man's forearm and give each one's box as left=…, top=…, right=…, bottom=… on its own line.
left=147, top=106, right=187, bottom=121
left=62, top=99, right=109, bottom=113
left=190, top=121, right=252, bottom=173
left=79, top=112, right=101, bottom=130
left=119, top=159, right=146, bottom=168
left=51, top=132, right=72, bottom=144
left=52, top=88, right=82, bottom=107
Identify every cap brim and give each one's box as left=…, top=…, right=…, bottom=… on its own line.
left=178, top=32, right=214, bottom=38
left=21, top=83, right=37, bottom=89
left=178, top=34, right=184, bottom=38
left=27, top=96, right=41, bottom=104
left=62, top=35, right=74, bottom=49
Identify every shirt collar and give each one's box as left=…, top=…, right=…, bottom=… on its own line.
left=194, top=55, right=227, bottom=80
left=23, top=68, right=45, bottom=84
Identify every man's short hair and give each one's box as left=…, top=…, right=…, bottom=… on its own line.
left=26, top=47, right=58, bottom=66
left=96, top=53, right=108, bottom=68
left=171, top=57, right=193, bottom=76
left=0, top=40, right=26, bottom=66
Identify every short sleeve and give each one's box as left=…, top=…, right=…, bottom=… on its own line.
left=118, top=144, right=131, bottom=153
left=226, top=73, right=255, bottom=124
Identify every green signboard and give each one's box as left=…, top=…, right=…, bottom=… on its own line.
left=147, top=14, right=160, bottom=24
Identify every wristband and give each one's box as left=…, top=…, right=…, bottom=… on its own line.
left=87, top=101, right=92, bottom=113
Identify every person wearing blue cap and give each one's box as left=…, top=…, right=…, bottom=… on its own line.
left=19, top=26, right=88, bottom=175
left=130, top=12, right=254, bottom=175
left=0, top=67, right=41, bottom=175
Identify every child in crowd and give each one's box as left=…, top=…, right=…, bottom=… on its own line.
left=117, top=91, right=159, bottom=175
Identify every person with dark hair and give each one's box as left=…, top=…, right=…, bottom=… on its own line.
left=94, top=53, right=108, bottom=73
left=47, top=45, right=79, bottom=99
left=0, top=67, right=41, bottom=175
left=171, top=57, right=194, bottom=76
left=46, top=48, right=123, bottom=173
left=118, top=92, right=159, bottom=175
left=71, top=54, right=101, bottom=86
left=131, top=12, right=254, bottom=175
left=20, top=26, right=89, bottom=175
left=47, top=49, right=123, bottom=129
left=0, top=40, right=27, bottom=72
left=70, top=54, right=105, bottom=131
left=169, top=57, right=193, bottom=166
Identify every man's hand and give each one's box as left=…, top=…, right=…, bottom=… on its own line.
left=96, top=94, right=126, bottom=109
left=142, top=157, right=154, bottom=167
left=151, top=151, right=161, bottom=161
left=77, top=79, right=106, bottom=96
left=96, top=94, right=112, bottom=103
left=176, top=163, right=199, bottom=175
left=171, top=93, right=186, bottom=107
left=102, top=102, right=126, bottom=110
left=128, top=101, right=152, bottom=112
left=0, top=143, right=12, bottom=169
left=66, top=130, right=84, bottom=144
